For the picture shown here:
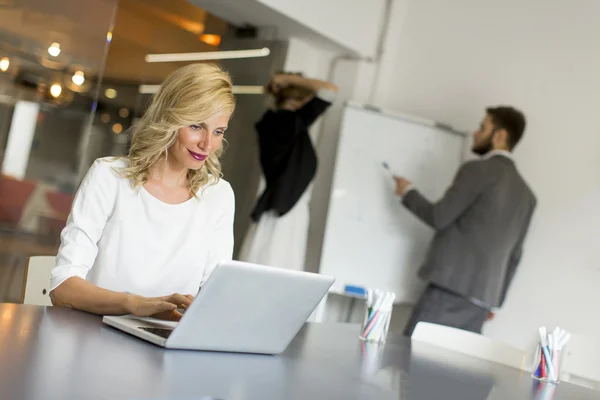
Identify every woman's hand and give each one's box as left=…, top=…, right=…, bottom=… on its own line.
left=49, top=277, right=196, bottom=319
left=126, top=293, right=195, bottom=321
left=269, top=73, right=291, bottom=93
left=269, top=73, right=337, bottom=94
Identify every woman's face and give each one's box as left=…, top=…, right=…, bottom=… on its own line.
left=169, top=112, right=230, bottom=170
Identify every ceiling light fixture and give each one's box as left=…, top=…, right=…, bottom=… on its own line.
left=0, top=57, right=9, bottom=72
left=145, top=47, right=270, bottom=63
left=50, top=83, right=62, bottom=98
left=139, top=84, right=264, bottom=95
left=200, top=34, right=221, bottom=46
left=48, top=42, right=61, bottom=57
left=72, top=71, right=85, bottom=86
left=112, top=123, right=123, bottom=134
left=104, top=88, right=117, bottom=99
left=230, top=85, right=265, bottom=95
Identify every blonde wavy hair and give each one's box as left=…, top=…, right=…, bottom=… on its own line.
left=121, top=63, right=235, bottom=195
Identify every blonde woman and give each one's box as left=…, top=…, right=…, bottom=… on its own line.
left=49, top=64, right=235, bottom=321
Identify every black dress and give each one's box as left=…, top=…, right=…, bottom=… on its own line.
left=251, top=95, right=333, bottom=221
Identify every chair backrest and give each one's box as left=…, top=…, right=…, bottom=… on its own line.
left=21, top=256, right=56, bottom=306
left=44, top=190, right=74, bottom=234
left=0, top=176, right=36, bottom=225
left=45, top=190, right=74, bottom=214
left=412, top=322, right=526, bottom=370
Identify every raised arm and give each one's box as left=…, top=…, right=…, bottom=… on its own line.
left=270, top=73, right=338, bottom=94
left=398, top=162, right=485, bottom=230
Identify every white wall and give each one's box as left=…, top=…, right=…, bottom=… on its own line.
left=257, top=0, right=386, bottom=57
left=283, top=38, right=331, bottom=80
left=281, top=38, right=335, bottom=144
left=363, top=0, right=600, bottom=349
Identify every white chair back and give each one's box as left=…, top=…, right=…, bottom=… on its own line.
left=21, top=256, right=55, bottom=306
left=560, top=332, right=600, bottom=390
left=412, top=322, right=526, bottom=370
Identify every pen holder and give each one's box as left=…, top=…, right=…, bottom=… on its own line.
left=359, top=303, right=392, bottom=344
left=359, top=340, right=385, bottom=377
left=532, top=380, right=558, bottom=400
left=531, top=343, right=565, bottom=384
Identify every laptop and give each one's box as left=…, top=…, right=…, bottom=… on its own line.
left=102, top=260, right=334, bottom=354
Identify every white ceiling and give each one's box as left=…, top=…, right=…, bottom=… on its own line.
left=188, top=0, right=358, bottom=55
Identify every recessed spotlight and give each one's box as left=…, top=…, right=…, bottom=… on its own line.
left=0, top=57, right=9, bottom=72
left=112, top=123, right=123, bottom=134
left=50, top=83, right=62, bottom=98
left=119, top=108, right=130, bottom=118
left=48, top=42, right=61, bottom=57
left=72, top=71, right=85, bottom=86
left=200, top=34, right=221, bottom=46
left=104, top=88, right=117, bottom=99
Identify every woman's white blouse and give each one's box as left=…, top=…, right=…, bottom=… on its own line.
left=50, top=157, right=235, bottom=297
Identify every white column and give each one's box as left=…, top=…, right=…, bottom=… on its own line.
left=2, top=101, right=39, bottom=179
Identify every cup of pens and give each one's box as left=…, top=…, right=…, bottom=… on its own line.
left=532, top=326, right=571, bottom=384
left=359, top=289, right=396, bottom=344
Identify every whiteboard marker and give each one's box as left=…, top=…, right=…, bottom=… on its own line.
left=382, top=162, right=395, bottom=180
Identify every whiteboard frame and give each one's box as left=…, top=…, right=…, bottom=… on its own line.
left=345, top=101, right=468, bottom=138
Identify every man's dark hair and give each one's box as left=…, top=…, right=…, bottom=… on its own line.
left=486, top=106, right=526, bottom=150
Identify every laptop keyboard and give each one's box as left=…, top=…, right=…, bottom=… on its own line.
left=139, top=327, right=173, bottom=339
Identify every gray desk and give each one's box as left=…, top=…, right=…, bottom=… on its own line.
left=0, top=304, right=597, bottom=400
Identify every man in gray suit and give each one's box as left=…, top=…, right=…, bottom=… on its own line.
left=394, top=106, right=536, bottom=336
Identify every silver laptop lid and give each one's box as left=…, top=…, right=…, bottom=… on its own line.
left=166, top=260, right=334, bottom=353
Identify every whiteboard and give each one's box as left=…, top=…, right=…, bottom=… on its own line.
left=319, top=103, right=466, bottom=303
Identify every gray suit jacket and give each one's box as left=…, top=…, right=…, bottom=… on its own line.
left=402, top=154, right=536, bottom=308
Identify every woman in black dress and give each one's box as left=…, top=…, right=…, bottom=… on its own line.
left=240, top=72, right=337, bottom=270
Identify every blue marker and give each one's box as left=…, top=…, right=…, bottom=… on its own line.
left=382, top=161, right=395, bottom=181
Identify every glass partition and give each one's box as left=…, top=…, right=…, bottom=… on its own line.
left=0, top=0, right=118, bottom=302
left=0, top=0, right=284, bottom=302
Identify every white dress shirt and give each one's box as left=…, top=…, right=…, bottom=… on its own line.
left=482, top=149, right=513, bottom=160
left=50, top=157, right=235, bottom=297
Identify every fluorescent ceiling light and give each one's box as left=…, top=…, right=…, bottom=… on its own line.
left=139, top=85, right=264, bottom=95
left=231, top=85, right=264, bottom=95
left=138, top=85, right=160, bottom=94
left=145, top=48, right=270, bottom=63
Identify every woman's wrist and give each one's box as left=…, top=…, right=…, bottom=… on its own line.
left=283, top=74, right=304, bottom=87
left=284, top=75, right=337, bottom=93
left=123, top=293, right=140, bottom=314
